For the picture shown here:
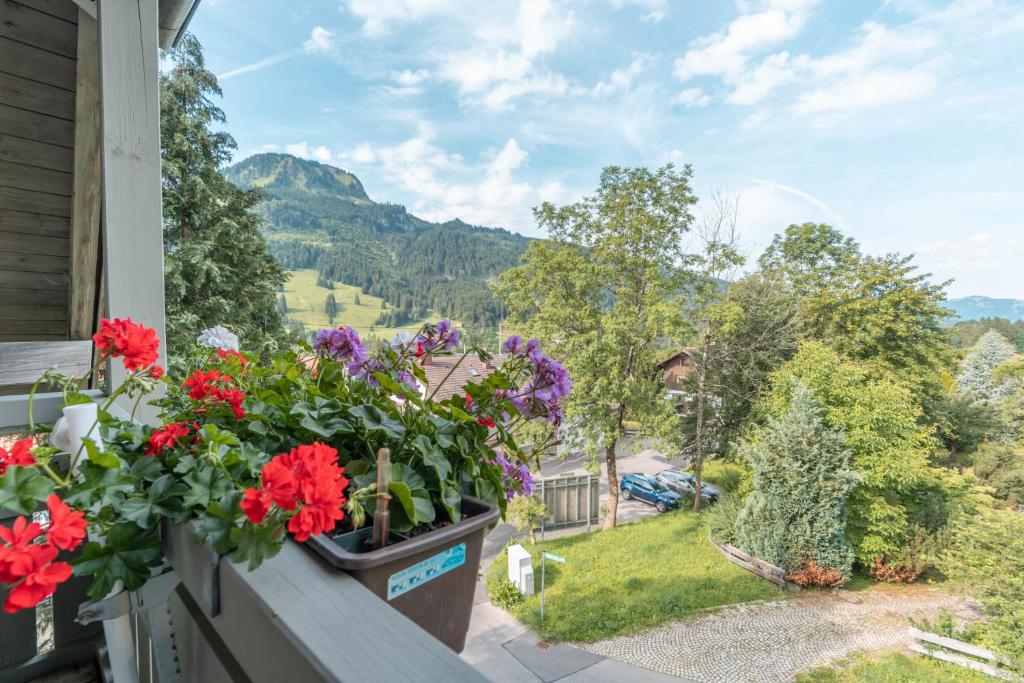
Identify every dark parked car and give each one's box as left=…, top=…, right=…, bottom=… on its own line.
left=655, top=469, right=720, bottom=504
left=620, top=473, right=681, bottom=513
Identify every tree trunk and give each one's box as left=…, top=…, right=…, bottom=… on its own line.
left=603, top=436, right=619, bottom=530
left=529, top=526, right=537, bottom=545
left=693, top=337, right=710, bottom=512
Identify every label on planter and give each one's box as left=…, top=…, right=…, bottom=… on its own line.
left=387, top=542, right=467, bottom=600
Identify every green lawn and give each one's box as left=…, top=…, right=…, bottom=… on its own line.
left=281, top=268, right=429, bottom=340
left=489, top=511, right=782, bottom=642
left=689, top=459, right=746, bottom=492
left=797, top=652, right=992, bottom=682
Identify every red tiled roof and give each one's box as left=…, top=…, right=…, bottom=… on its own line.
left=420, top=354, right=504, bottom=401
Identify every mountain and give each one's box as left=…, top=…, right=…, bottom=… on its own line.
left=944, top=296, right=1024, bottom=322
left=224, top=153, right=531, bottom=332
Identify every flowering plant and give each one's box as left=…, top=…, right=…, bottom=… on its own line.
left=0, top=319, right=345, bottom=611
left=167, top=321, right=569, bottom=533
left=0, top=316, right=569, bottom=613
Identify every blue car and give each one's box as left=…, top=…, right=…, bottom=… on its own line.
left=620, top=473, right=681, bottom=513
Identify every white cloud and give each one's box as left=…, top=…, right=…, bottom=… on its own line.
left=593, top=54, right=655, bottom=96
left=727, top=51, right=797, bottom=105
left=609, top=0, right=667, bottom=22
left=676, top=87, right=711, bottom=108
left=392, top=69, right=430, bottom=86
left=304, top=26, right=335, bottom=54
left=663, top=149, right=686, bottom=164
left=791, top=66, right=939, bottom=116
left=218, top=50, right=301, bottom=81
left=436, top=0, right=575, bottom=111
left=341, top=131, right=560, bottom=232
left=286, top=142, right=335, bottom=164
left=734, top=177, right=837, bottom=249
left=917, top=231, right=1024, bottom=298
left=345, top=0, right=455, bottom=36
left=674, top=0, right=819, bottom=83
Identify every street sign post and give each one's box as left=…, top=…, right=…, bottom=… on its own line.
left=540, top=552, right=566, bottom=622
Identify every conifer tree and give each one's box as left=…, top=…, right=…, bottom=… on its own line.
left=735, top=382, right=859, bottom=577
left=957, top=330, right=1018, bottom=404
left=325, top=293, right=338, bottom=324
left=160, top=35, right=285, bottom=365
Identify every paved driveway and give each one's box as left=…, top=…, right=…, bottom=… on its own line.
left=578, top=587, right=980, bottom=682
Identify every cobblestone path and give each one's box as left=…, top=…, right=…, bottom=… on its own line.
left=577, top=587, right=979, bottom=682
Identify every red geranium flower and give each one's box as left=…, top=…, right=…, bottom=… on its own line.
left=241, top=443, right=348, bottom=540
left=149, top=365, right=165, bottom=381
left=215, top=348, right=248, bottom=367
left=92, top=317, right=160, bottom=371
left=2, top=544, right=72, bottom=614
left=183, top=371, right=246, bottom=419
left=44, top=495, right=87, bottom=552
left=0, top=438, right=35, bottom=476
left=145, top=422, right=191, bottom=456
left=0, top=516, right=43, bottom=581
left=476, top=416, right=496, bottom=429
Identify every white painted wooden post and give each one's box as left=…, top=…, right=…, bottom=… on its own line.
left=97, top=0, right=166, bottom=418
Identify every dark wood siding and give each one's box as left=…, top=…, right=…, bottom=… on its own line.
left=0, top=0, right=77, bottom=341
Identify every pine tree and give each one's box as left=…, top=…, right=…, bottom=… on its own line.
left=354, top=292, right=361, bottom=306
left=160, top=35, right=285, bottom=366
left=957, top=330, right=1018, bottom=403
left=325, top=293, right=338, bottom=324
left=734, top=382, right=860, bottom=578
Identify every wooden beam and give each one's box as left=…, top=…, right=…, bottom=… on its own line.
left=0, top=388, right=102, bottom=429
left=13, top=0, right=80, bottom=23
left=0, top=340, right=91, bottom=386
left=0, top=209, right=71, bottom=237
left=97, top=0, right=166, bottom=411
left=0, top=160, right=73, bottom=195
left=69, top=8, right=101, bottom=341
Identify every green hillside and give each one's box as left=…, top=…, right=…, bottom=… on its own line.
left=279, top=269, right=428, bottom=341
left=224, top=153, right=531, bottom=336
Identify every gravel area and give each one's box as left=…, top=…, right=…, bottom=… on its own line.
left=577, top=587, right=981, bottom=682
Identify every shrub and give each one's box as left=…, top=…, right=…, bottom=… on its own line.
left=506, top=495, right=549, bottom=545
left=786, top=557, right=845, bottom=588
left=735, top=382, right=859, bottom=579
left=936, top=509, right=1024, bottom=670
left=868, top=525, right=933, bottom=583
left=702, top=492, right=743, bottom=545
left=489, top=577, right=525, bottom=609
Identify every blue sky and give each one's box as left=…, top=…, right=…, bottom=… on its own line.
left=188, top=0, right=1024, bottom=298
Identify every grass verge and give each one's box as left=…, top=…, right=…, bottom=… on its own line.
left=796, top=651, right=991, bottom=682
left=488, top=511, right=781, bottom=642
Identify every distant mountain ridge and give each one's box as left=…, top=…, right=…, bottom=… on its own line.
left=223, top=153, right=530, bottom=331
left=944, top=296, right=1024, bottom=322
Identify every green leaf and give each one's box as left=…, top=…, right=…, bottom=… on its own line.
left=130, top=457, right=163, bottom=482
left=64, top=463, right=134, bottom=509
left=173, top=453, right=198, bottom=475
left=391, top=463, right=426, bottom=491
left=422, top=448, right=452, bottom=483
left=344, top=458, right=371, bottom=476
left=0, top=466, right=54, bottom=515
left=194, top=491, right=243, bottom=554
left=73, top=523, right=163, bottom=601
left=373, top=372, right=411, bottom=397
left=230, top=522, right=285, bottom=571
left=83, top=439, right=120, bottom=469
left=182, top=467, right=231, bottom=510
left=440, top=485, right=462, bottom=524
left=349, top=404, right=406, bottom=439
left=121, top=474, right=188, bottom=529
left=412, top=491, right=436, bottom=524
left=388, top=480, right=415, bottom=522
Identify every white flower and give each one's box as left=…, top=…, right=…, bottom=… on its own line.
left=389, top=332, right=415, bottom=349
left=197, top=325, right=239, bottom=351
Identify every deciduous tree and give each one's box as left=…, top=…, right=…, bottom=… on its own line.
left=497, top=165, right=696, bottom=529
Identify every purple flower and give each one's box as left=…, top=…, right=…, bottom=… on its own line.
left=492, top=451, right=535, bottom=499
left=418, top=320, right=461, bottom=354
left=313, top=327, right=369, bottom=373
left=502, top=335, right=523, bottom=355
